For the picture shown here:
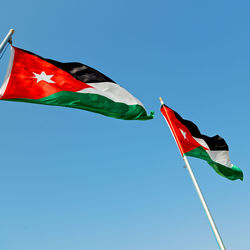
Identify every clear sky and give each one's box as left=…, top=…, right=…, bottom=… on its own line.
left=0, top=0, right=249, bottom=249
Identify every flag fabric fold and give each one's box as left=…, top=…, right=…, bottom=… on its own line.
left=0, top=46, right=153, bottom=120
left=160, top=104, right=243, bottom=181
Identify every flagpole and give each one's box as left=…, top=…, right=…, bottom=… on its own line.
left=159, top=97, right=226, bottom=250
left=0, top=29, right=14, bottom=55
left=182, top=156, right=226, bottom=250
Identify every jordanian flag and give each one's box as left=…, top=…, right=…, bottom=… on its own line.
left=160, top=104, right=243, bottom=181
left=0, top=46, right=153, bottom=120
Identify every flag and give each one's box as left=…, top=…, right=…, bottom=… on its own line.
left=160, top=104, right=243, bottom=181
left=0, top=46, right=153, bottom=120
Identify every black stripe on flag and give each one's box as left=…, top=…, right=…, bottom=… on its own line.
left=16, top=47, right=116, bottom=84
left=172, top=107, right=229, bottom=151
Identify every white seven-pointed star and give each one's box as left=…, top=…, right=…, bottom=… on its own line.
left=180, top=129, right=187, bottom=139
left=33, top=71, right=55, bottom=83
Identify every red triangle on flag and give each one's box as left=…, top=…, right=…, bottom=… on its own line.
left=1, top=47, right=93, bottom=100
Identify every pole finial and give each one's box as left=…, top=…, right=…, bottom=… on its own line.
left=8, top=29, right=14, bottom=45
left=159, top=97, right=164, bottom=105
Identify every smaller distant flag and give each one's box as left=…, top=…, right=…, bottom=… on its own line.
left=160, top=104, right=243, bottom=181
left=0, top=46, right=153, bottom=120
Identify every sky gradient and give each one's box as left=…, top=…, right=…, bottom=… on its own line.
left=0, top=0, right=250, bottom=249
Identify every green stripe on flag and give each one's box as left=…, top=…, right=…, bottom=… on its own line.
left=185, top=147, right=243, bottom=181
left=3, top=91, right=154, bottom=120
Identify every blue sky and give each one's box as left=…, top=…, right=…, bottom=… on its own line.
left=0, top=0, right=249, bottom=249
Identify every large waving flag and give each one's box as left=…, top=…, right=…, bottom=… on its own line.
left=0, top=46, right=153, bottom=120
left=160, top=104, right=243, bottom=181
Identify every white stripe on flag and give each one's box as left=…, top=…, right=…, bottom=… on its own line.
left=77, top=82, right=144, bottom=106
left=193, top=137, right=233, bottom=169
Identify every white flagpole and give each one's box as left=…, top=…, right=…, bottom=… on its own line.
left=159, top=97, right=226, bottom=250
left=183, top=155, right=226, bottom=250
left=0, top=29, right=14, bottom=55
